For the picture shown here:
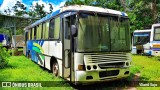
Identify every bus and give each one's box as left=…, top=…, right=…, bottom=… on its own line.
left=24, top=5, right=132, bottom=84
left=132, top=23, right=160, bottom=56
left=150, top=23, right=160, bottom=56
left=131, top=29, right=151, bottom=55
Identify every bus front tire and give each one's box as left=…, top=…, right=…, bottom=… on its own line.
left=52, top=61, right=59, bottom=76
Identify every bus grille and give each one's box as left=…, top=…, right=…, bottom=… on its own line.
left=84, top=53, right=129, bottom=69
left=99, top=70, right=119, bottom=78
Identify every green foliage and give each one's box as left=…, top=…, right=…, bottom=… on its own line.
left=0, top=44, right=11, bottom=68
left=28, top=3, right=47, bottom=18
left=12, top=1, right=27, bottom=16
left=128, top=0, right=160, bottom=32
left=0, top=28, right=11, bottom=36
left=131, top=55, right=160, bottom=81
left=48, top=3, right=54, bottom=14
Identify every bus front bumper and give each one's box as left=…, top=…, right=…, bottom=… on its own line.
left=75, top=68, right=130, bottom=84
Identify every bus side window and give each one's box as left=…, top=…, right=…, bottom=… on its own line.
left=34, top=27, right=37, bottom=40
left=32, top=28, right=34, bottom=40
left=42, top=23, right=46, bottom=39
left=49, top=18, right=55, bottom=39
left=30, top=28, right=32, bottom=40
left=39, top=24, right=42, bottom=39
left=41, top=23, right=43, bottom=39
left=25, top=32, right=28, bottom=41
left=36, top=25, right=40, bottom=39
left=65, top=17, right=70, bottom=39
left=54, top=17, right=60, bottom=39
left=45, top=21, right=49, bottom=39
left=28, top=30, right=30, bottom=40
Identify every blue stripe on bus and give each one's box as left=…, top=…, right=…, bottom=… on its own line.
left=151, top=48, right=160, bottom=51
left=31, top=9, right=61, bottom=27
left=150, top=41, right=160, bottom=43
left=134, top=34, right=149, bottom=36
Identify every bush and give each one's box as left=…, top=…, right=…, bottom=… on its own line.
left=0, top=44, right=10, bottom=68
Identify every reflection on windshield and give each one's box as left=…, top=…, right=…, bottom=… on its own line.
left=77, top=13, right=130, bottom=52
left=133, top=32, right=150, bottom=46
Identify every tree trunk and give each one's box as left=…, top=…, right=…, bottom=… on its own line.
left=151, top=0, right=157, bottom=23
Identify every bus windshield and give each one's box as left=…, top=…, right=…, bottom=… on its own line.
left=133, top=32, right=150, bottom=46
left=77, top=13, right=130, bottom=52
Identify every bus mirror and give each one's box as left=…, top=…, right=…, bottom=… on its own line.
left=71, top=25, right=77, bottom=37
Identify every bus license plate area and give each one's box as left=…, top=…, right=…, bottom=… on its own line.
left=99, top=70, right=119, bottom=78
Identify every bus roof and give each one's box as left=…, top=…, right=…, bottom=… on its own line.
left=134, top=29, right=151, bottom=33
left=25, top=5, right=128, bottom=30
left=152, top=23, right=160, bottom=27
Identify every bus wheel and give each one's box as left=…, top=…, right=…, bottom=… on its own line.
left=52, top=61, right=59, bottom=76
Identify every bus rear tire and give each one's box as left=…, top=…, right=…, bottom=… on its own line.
left=52, top=61, right=59, bottom=76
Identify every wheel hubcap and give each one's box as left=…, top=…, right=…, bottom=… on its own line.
left=53, top=63, right=58, bottom=76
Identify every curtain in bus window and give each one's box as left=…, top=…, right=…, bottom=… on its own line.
left=110, top=17, right=130, bottom=51
left=28, top=30, right=30, bottom=40
left=42, top=23, right=46, bottom=39
left=39, top=24, right=42, bottom=39
left=154, top=27, right=160, bottom=40
left=45, top=22, right=49, bottom=39
left=78, top=14, right=110, bottom=52
left=54, top=18, right=60, bottom=39
left=65, top=18, right=71, bottom=39
left=32, top=28, right=34, bottom=40
left=110, top=17, right=119, bottom=51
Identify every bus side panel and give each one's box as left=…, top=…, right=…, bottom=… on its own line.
left=48, top=41, right=63, bottom=76
left=150, top=41, right=160, bottom=56
left=27, top=40, right=46, bottom=67
left=131, top=46, right=137, bottom=54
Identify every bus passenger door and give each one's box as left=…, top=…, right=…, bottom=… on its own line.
left=63, top=17, right=71, bottom=79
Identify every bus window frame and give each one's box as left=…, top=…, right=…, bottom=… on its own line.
left=153, top=26, right=160, bottom=41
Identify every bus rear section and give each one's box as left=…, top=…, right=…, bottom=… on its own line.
left=132, top=30, right=151, bottom=55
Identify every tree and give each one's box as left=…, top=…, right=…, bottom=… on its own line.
left=28, top=3, right=47, bottom=18
left=65, top=0, right=92, bottom=6
left=128, top=0, right=160, bottom=32
left=12, top=1, right=27, bottom=16
left=49, top=3, right=53, bottom=14
left=4, top=7, right=11, bottom=15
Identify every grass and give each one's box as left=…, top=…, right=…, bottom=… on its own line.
left=131, top=55, right=160, bottom=81
left=0, top=56, right=73, bottom=90
left=0, top=55, right=160, bottom=90
left=130, top=55, right=160, bottom=90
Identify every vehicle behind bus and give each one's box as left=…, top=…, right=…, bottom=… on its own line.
left=150, top=23, right=160, bottom=56
left=24, top=5, right=132, bottom=84
left=132, top=30, right=151, bottom=55
left=0, top=34, right=10, bottom=48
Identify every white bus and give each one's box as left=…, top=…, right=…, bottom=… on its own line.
left=24, top=5, right=132, bottom=84
left=131, top=29, right=151, bottom=55
left=150, top=23, right=160, bottom=56
left=132, top=23, right=160, bottom=56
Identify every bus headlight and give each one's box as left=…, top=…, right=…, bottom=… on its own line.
left=93, top=65, right=97, bottom=69
left=87, top=65, right=91, bottom=70
left=126, top=62, right=129, bottom=66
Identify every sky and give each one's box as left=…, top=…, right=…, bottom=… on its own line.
left=0, top=0, right=66, bottom=15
